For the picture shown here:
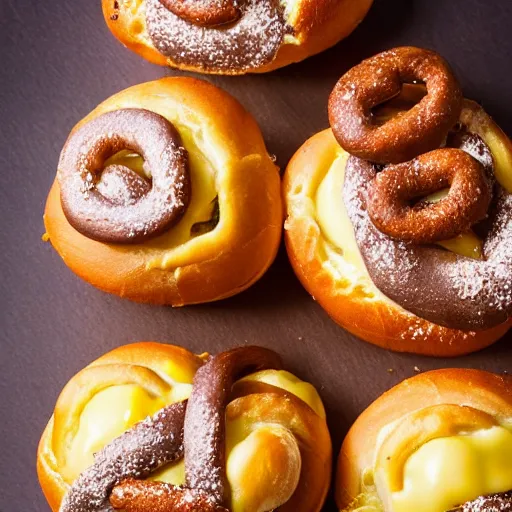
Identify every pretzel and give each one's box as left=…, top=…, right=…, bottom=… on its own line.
left=58, top=108, right=190, bottom=244
left=39, top=343, right=331, bottom=512
left=110, top=346, right=282, bottom=510
left=329, top=47, right=462, bottom=164
left=45, top=78, right=283, bottom=306
left=101, top=0, right=374, bottom=75
left=145, top=0, right=286, bottom=73
left=367, top=148, right=492, bottom=243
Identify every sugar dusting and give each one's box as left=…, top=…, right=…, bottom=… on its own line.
left=145, top=0, right=286, bottom=73
left=58, top=108, right=190, bottom=243
left=343, top=153, right=512, bottom=331
left=455, top=491, right=512, bottom=512
left=448, top=189, right=512, bottom=314
left=59, top=402, right=186, bottom=512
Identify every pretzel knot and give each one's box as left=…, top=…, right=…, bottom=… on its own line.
left=329, top=47, right=463, bottom=164
left=367, top=148, right=492, bottom=243
left=160, top=0, right=241, bottom=27
left=109, top=346, right=282, bottom=512
left=58, top=108, right=190, bottom=244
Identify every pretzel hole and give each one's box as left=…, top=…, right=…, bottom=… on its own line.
left=104, top=150, right=149, bottom=179
left=372, top=84, right=427, bottom=126
left=408, top=189, right=482, bottom=259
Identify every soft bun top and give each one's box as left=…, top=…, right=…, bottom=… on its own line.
left=38, top=343, right=331, bottom=512
left=337, top=369, right=512, bottom=511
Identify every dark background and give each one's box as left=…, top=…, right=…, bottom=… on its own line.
left=1, top=0, right=511, bottom=510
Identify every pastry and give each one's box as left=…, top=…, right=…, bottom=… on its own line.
left=284, top=47, right=512, bottom=356
left=336, top=368, right=512, bottom=512
left=44, top=77, right=282, bottom=305
left=38, top=343, right=332, bottom=512
left=101, top=0, right=374, bottom=74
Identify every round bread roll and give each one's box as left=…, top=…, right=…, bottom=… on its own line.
left=101, top=0, right=374, bottom=74
left=38, top=343, right=331, bottom=512
left=284, top=62, right=512, bottom=356
left=336, top=369, right=512, bottom=512
left=44, top=77, right=282, bottom=306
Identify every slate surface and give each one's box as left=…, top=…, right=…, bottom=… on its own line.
left=0, top=0, right=511, bottom=510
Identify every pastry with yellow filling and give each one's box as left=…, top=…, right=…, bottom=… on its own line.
left=102, top=0, right=374, bottom=75
left=336, top=369, right=512, bottom=512
left=44, top=78, right=282, bottom=305
left=37, top=343, right=332, bottom=512
left=284, top=48, right=512, bottom=356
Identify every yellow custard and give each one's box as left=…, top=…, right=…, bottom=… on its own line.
left=316, top=148, right=484, bottom=262
left=315, top=150, right=378, bottom=298
left=240, top=369, right=326, bottom=418
left=67, top=369, right=324, bottom=497
left=389, top=426, right=512, bottom=512
left=65, top=384, right=169, bottom=481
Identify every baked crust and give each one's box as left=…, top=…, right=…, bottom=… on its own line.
left=37, top=343, right=331, bottom=512
left=44, top=77, right=282, bottom=305
left=335, top=369, right=512, bottom=508
left=101, top=0, right=374, bottom=74
left=283, top=128, right=511, bottom=356
left=37, top=342, right=205, bottom=511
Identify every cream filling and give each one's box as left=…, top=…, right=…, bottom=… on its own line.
left=389, top=426, right=512, bottom=512
left=315, top=149, right=385, bottom=302
left=65, top=368, right=324, bottom=506
left=344, top=427, right=512, bottom=512
left=90, top=94, right=225, bottom=271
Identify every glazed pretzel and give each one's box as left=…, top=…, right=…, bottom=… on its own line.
left=110, top=346, right=283, bottom=510
left=328, top=47, right=493, bottom=246
left=58, top=108, right=190, bottom=244
left=329, top=47, right=463, bottom=164
left=366, top=148, right=491, bottom=244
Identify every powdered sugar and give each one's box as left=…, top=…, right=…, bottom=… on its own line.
left=58, top=108, right=190, bottom=244
left=59, top=402, right=186, bottom=512
left=343, top=154, right=512, bottom=331
left=454, top=491, right=512, bottom=512
left=145, top=0, right=286, bottom=73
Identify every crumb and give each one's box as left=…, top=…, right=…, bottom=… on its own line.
left=413, top=366, right=421, bottom=373
left=387, top=368, right=394, bottom=373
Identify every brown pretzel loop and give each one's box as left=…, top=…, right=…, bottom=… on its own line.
left=343, top=152, right=512, bottom=331
left=328, top=47, right=463, bottom=164
left=106, top=346, right=283, bottom=511
left=58, top=108, right=190, bottom=244
left=111, top=480, right=229, bottom=512
left=367, top=148, right=492, bottom=243
left=159, top=0, right=242, bottom=27
left=59, top=401, right=187, bottom=512
left=184, top=346, right=283, bottom=504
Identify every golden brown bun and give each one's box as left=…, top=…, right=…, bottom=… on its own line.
left=38, top=343, right=331, bottom=512
left=335, top=369, right=512, bottom=509
left=37, top=342, right=205, bottom=511
left=44, top=77, right=282, bottom=306
left=283, top=120, right=512, bottom=356
left=101, top=0, right=374, bottom=74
